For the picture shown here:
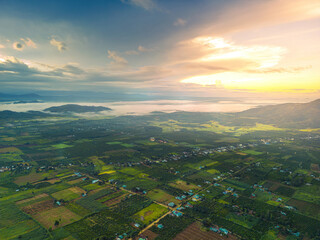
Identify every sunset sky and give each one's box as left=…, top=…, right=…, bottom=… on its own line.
left=0, top=0, right=319, bottom=99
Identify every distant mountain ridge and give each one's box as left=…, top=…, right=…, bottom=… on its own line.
left=237, top=98, right=320, bottom=128
left=44, top=104, right=112, bottom=113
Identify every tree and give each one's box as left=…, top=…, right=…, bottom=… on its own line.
left=54, top=220, right=60, bottom=226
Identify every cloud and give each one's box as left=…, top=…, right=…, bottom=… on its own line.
left=107, top=50, right=128, bottom=65
left=174, top=18, right=187, bottom=27
left=12, top=42, right=24, bottom=51
left=125, top=50, right=139, bottom=55
left=204, top=0, right=320, bottom=35
left=121, top=0, right=156, bottom=10
left=50, top=38, right=67, bottom=51
left=168, top=36, right=287, bottom=76
left=138, top=45, right=152, bottom=52
left=21, top=38, right=37, bottom=48
left=126, top=45, right=152, bottom=55
left=0, top=44, right=4, bottom=49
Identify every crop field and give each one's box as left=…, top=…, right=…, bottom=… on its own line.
left=169, top=180, right=201, bottom=192
left=52, top=143, right=73, bottom=149
left=14, top=171, right=47, bottom=185
left=173, top=222, right=237, bottom=240
left=103, top=193, right=129, bottom=207
left=226, top=212, right=259, bottom=229
left=147, top=188, right=180, bottom=204
left=137, top=229, right=159, bottom=240
left=16, top=193, right=49, bottom=205
left=287, top=198, right=320, bottom=219
left=21, top=198, right=55, bottom=215
left=133, top=203, right=168, bottom=224
left=241, top=150, right=263, bottom=155
left=51, top=187, right=86, bottom=201
left=82, top=183, right=104, bottom=191
left=0, top=219, right=40, bottom=240
left=33, top=206, right=82, bottom=229
left=65, top=202, right=92, bottom=217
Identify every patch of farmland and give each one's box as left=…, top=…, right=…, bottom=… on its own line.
left=147, top=189, right=179, bottom=204
left=136, top=230, right=158, bottom=240
left=33, top=206, right=81, bottom=229
left=16, top=193, right=49, bottom=205
left=21, top=199, right=55, bottom=215
left=14, top=171, right=46, bottom=185
left=288, top=198, right=320, bottom=219
left=104, top=193, right=129, bottom=207
left=0, top=219, right=39, bottom=240
left=169, top=180, right=201, bottom=192
left=133, top=203, right=168, bottom=224
left=51, top=187, right=86, bottom=201
left=174, top=222, right=238, bottom=240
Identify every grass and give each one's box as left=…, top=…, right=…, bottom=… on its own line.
left=33, top=206, right=81, bottom=229
left=14, top=170, right=49, bottom=185
left=0, top=219, right=39, bottom=239
left=52, top=143, right=73, bottom=149
left=206, top=168, right=220, bottom=174
left=65, top=202, right=91, bottom=217
left=0, top=147, right=22, bottom=153
left=107, top=141, right=135, bottom=148
left=186, top=159, right=218, bottom=170
left=241, top=150, right=263, bottom=155
left=99, top=170, right=116, bottom=175
left=51, top=187, right=85, bottom=201
left=169, top=180, right=201, bottom=192
left=225, top=212, right=259, bottom=229
left=82, top=183, right=103, bottom=191
left=133, top=203, right=168, bottom=224
left=147, top=189, right=180, bottom=204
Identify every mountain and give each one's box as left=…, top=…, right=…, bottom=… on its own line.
left=0, top=110, right=52, bottom=120
left=236, top=99, right=320, bottom=128
left=44, top=104, right=112, bottom=113
left=0, top=93, right=42, bottom=102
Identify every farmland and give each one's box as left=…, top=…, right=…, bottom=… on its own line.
left=0, top=111, right=319, bottom=239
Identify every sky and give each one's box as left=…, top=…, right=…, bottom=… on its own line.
left=0, top=0, right=319, bottom=100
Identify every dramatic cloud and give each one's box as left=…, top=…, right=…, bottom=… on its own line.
left=205, top=0, right=320, bottom=35
left=50, top=38, right=67, bottom=51
left=21, top=38, right=37, bottom=48
left=12, top=42, right=24, bottom=51
left=174, top=18, right=187, bottom=27
left=121, top=0, right=156, bottom=10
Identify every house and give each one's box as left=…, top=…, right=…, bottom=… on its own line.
left=172, top=210, right=183, bottom=217
left=92, top=180, right=99, bottom=184
left=134, top=223, right=140, bottom=228
left=192, top=194, right=201, bottom=201
left=219, top=228, right=229, bottom=235
left=157, top=224, right=164, bottom=229
left=168, top=202, right=175, bottom=207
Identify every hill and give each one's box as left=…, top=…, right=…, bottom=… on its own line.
left=44, top=104, right=112, bottom=113
left=236, top=99, right=320, bottom=128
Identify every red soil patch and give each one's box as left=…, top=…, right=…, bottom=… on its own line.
left=136, top=230, right=158, bottom=240
left=311, top=163, right=320, bottom=172
left=22, top=199, right=56, bottom=215
left=174, top=222, right=238, bottom=240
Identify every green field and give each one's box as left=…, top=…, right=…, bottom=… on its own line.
left=51, top=187, right=84, bottom=201
left=52, top=143, right=73, bottom=149
left=133, top=203, right=168, bottom=224
left=147, top=189, right=180, bottom=204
